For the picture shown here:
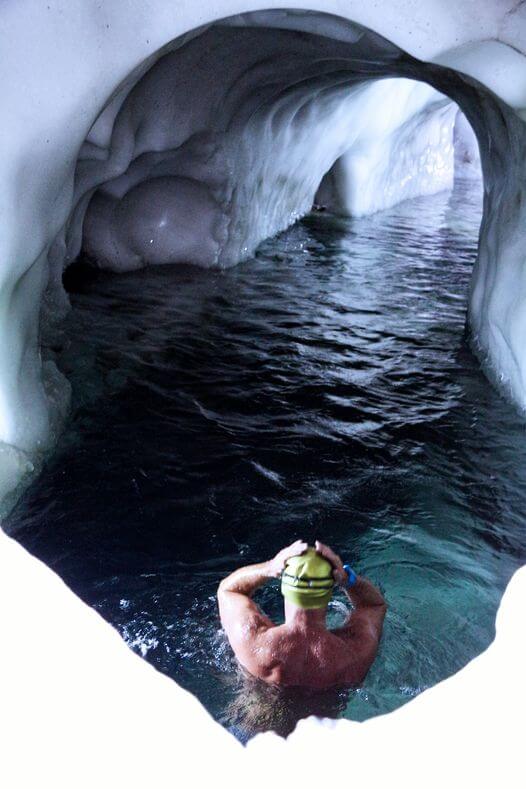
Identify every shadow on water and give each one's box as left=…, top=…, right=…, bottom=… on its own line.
left=5, top=177, right=526, bottom=738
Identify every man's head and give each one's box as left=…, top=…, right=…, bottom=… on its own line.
left=281, top=547, right=335, bottom=610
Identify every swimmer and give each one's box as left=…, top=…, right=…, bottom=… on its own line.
left=217, top=540, right=386, bottom=689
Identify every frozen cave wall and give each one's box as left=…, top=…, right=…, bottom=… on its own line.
left=76, top=27, right=456, bottom=272
left=454, top=109, right=481, bottom=180
left=2, top=3, right=526, bottom=510
left=0, top=3, right=526, bottom=495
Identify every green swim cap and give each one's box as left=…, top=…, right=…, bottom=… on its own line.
left=281, top=547, right=335, bottom=609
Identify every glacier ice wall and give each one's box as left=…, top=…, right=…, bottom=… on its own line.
left=454, top=109, right=481, bottom=180
left=316, top=94, right=455, bottom=216
left=77, top=28, right=455, bottom=271
left=0, top=1, right=526, bottom=504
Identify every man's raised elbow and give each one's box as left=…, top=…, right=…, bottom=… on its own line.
left=217, top=578, right=231, bottom=598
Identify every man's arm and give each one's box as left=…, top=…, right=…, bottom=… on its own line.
left=217, top=561, right=275, bottom=637
left=315, top=541, right=387, bottom=680
left=217, top=540, right=307, bottom=666
left=339, top=575, right=387, bottom=638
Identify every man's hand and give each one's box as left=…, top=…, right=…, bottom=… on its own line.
left=268, top=540, right=308, bottom=578
left=315, top=540, right=348, bottom=585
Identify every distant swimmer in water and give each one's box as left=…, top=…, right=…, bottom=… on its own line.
left=217, top=540, right=386, bottom=689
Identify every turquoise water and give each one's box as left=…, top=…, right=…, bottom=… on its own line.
left=7, top=178, right=526, bottom=739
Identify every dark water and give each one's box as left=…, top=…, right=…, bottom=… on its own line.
left=7, top=179, right=526, bottom=740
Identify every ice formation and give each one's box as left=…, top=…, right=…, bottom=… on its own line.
left=1, top=2, right=526, bottom=501
left=0, top=0, right=526, bottom=778
left=79, top=36, right=455, bottom=270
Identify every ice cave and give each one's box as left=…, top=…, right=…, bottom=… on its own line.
left=1, top=1, right=525, bottom=786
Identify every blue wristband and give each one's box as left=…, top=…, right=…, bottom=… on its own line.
left=342, top=564, right=357, bottom=587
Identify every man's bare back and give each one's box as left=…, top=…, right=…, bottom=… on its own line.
left=217, top=540, right=386, bottom=690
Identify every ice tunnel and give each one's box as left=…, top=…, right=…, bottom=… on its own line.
left=1, top=0, right=526, bottom=785
left=1, top=3, right=526, bottom=504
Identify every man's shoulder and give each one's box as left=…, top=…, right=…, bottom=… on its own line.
left=253, top=628, right=357, bottom=687
left=250, top=624, right=302, bottom=664
left=260, top=626, right=345, bottom=664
